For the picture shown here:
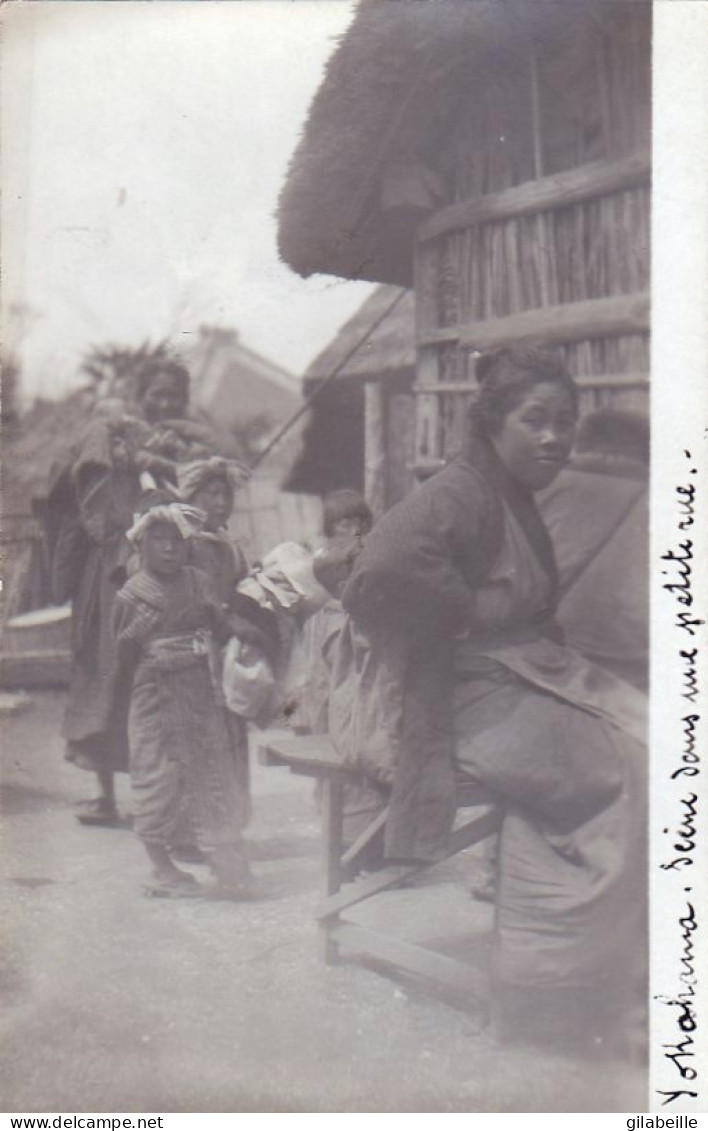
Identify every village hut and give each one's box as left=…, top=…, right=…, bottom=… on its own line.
left=178, top=325, right=322, bottom=558
left=278, top=0, right=651, bottom=494
left=285, top=286, right=416, bottom=513
left=181, top=325, right=302, bottom=451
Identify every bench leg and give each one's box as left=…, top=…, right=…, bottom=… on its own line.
left=319, top=776, right=344, bottom=965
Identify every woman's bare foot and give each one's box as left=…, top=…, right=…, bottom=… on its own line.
left=143, top=843, right=201, bottom=894
left=207, top=844, right=256, bottom=898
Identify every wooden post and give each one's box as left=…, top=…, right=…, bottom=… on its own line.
left=364, top=379, right=387, bottom=520
left=319, top=775, right=345, bottom=965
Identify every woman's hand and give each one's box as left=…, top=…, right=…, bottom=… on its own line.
left=313, top=535, right=365, bottom=598
left=134, top=450, right=178, bottom=483
left=225, top=613, right=267, bottom=651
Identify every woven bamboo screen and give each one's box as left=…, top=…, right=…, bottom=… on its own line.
left=413, top=5, right=651, bottom=470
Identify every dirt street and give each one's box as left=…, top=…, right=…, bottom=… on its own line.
left=1, top=692, right=645, bottom=1113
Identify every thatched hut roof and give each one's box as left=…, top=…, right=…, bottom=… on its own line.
left=278, top=0, right=637, bottom=287
left=2, top=390, right=98, bottom=515
left=304, top=286, right=413, bottom=387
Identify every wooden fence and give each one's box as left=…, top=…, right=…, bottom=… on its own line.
left=230, top=473, right=323, bottom=562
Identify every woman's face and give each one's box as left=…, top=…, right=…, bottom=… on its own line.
left=491, top=381, right=577, bottom=491
left=110, top=432, right=134, bottom=469
left=141, top=520, right=188, bottom=578
left=191, top=477, right=234, bottom=531
left=140, top=372, right=188, bottom=424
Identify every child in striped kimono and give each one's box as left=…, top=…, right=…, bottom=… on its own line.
left=112, top=500, right=252, bottom=899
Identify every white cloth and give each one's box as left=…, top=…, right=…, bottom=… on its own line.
left=237, top=542, right=330, bottom=615
left=126, top=503, right=206, bottom=545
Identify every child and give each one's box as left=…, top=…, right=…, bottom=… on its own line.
left=312, top=489, right=374, bottom=601
left=177, top=457, right=251, bottom=607
left=179, top=456, right=280, bottom=724
left=112, top=500, right=252, bottom=898
left=293, top=489, right=374, bottom=732
left=290, top=491, right=384, bottom=858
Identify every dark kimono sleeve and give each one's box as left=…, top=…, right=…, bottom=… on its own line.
left=111, top=590, right=161, bottom=666
left=108, top=590, right=160, bottom=726
left=47, top=430, right=115, bottom=604
left=72, top=421, right=120, bottom=546
left=75, top=465, right=114, bottom=545
left=342, top=463, right=496, bottom=637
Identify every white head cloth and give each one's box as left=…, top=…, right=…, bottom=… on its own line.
left=177, top=457, right=251, bottom=500
left=126, top=503, right=207, bottom=545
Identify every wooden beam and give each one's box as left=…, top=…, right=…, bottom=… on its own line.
left=330, top=921, right=487, bottom=1002
left=414, top=346, right=442, bottom=464
left=320, top=778, right=345, bottom=964
left=318, top=807, right=499, bottom=921
left=364, top=380, right=387, bottom=521
left=413, top=372, right=649, bottom=395
left=575, top=372, right=649, bottom=390
left=418, top=151, right=651, bottom=243
left=0, top=650, right=71, bottom=690
left=413, top=382, right=476, bottom=394
left=448, top=808, right=501, bottom=854
left=418, top=292, right=650, bottom=350
left=318, top=864, right=419, bottom=921
left=258, top=734, right=350, bottom=778
left=341, top=808, right=389, bottom=871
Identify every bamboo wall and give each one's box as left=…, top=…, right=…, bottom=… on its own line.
left=231, top=472, right=323, bottom=561
left=413, top=4, right=651, bottom=467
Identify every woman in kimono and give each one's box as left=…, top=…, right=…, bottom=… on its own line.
left=113, top=501, right=252, bottom=898
left=60, top=415, right=147, bottom=824
left=337, top=346, right=647, bottom=1054
left=61, top=356, right=215, bottom=825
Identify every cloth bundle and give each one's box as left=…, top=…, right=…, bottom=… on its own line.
left=237, top=542, right=330, bottom=618
left=236, top=543, right=332, bottom=720
left=221, top=636, right=276, bottom=720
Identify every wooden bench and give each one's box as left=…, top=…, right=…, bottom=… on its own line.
left=259, top=731, right=500, bottom=1005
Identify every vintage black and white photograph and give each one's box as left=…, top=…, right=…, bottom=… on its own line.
left=1, top=0, right=705, bottom=1117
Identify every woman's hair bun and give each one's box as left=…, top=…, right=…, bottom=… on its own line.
left=474, top=351, right=500, bottom=386
left=469, top=344, right=578, bottom=440
left=475, top=345, right=570, bottom=388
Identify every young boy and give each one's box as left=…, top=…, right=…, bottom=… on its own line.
left=112, top=500, right=252, bottom=898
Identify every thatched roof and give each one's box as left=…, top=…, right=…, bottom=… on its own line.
left=304, top=286, right=413, bottom=386
left=278, top=0, right=634, bottom=286
left=2, top=391, right=98, bottom=515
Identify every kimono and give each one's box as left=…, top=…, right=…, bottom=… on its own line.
left=288, top=598, right=346, bottom=734
left=112, top=565, right=250, bottom=851
left=539, top=454, right=649, bottom=689
left=186, top=530, right=248, bottom=609
left=61, top=414, right=240, bottom=774
left=339, top=447, right=647, bottom=1036
left=62, top=422, right=140, bottom=773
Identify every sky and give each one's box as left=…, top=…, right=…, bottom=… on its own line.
left=2, top=1, right=375, bottom=400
